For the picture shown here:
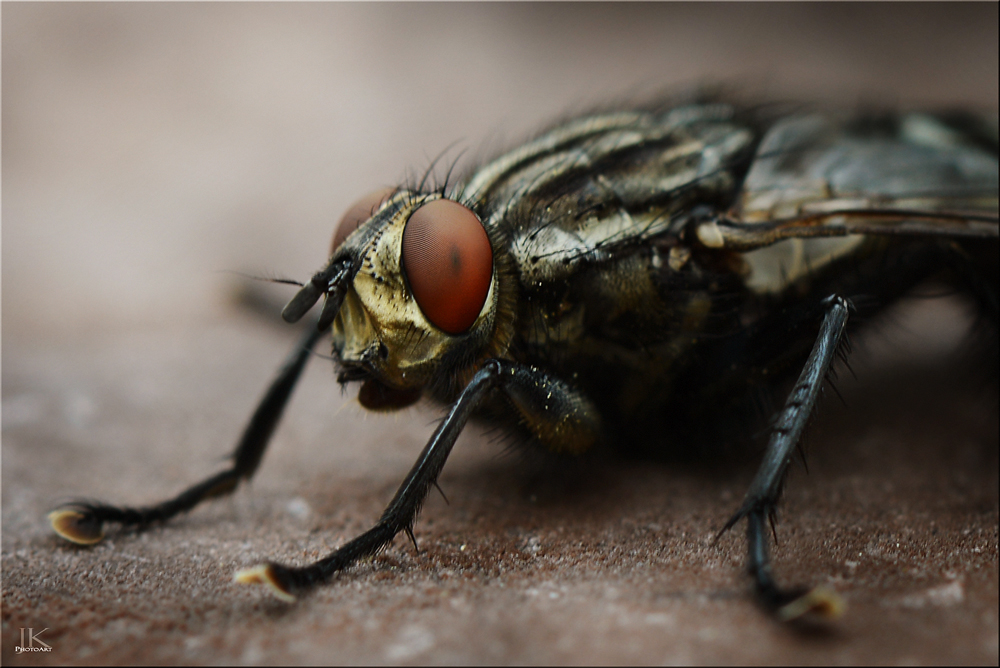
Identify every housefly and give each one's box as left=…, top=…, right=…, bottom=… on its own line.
left=50, top=94, right=999, bottom=621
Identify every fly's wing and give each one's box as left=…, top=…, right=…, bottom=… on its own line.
left=700, top=111, right=999, bottom=254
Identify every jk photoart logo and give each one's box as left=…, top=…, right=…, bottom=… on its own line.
left=16, top=628, right=53, bottom=653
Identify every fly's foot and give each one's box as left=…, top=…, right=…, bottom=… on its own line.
left=234, top=563, right=298, bottom=603
left=766, top=584, right=845, bottom=622
left=49, top=505, right=105, bottom=545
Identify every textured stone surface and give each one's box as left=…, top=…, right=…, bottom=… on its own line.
left=3, top=4, right=997, bottom=665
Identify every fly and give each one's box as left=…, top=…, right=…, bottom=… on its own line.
left=50, top=95, right=999, bottom=621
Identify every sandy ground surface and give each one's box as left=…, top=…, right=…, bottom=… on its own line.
left=3, top=4, right=998, bottom=665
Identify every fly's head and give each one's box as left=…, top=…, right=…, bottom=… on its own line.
left=283, top=188, right=512, bottom=409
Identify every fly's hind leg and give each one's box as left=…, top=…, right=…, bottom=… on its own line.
left=720, top=295, right=851, bottom=621
left=236, top=359, right=599, bottom=601
left=50, top=324, right=327, bottom=545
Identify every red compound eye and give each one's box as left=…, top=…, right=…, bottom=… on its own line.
left=402, top=199, right=493, bottom=334
left=330, top=187, right=396, bottom=256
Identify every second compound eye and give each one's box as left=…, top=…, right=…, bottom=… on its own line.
left=330, top=187, right=396, bottom=256
left=402, top=199, right=493, bottom=335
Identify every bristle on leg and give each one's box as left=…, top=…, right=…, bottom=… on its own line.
left=234, top=564, right=297, bottom=603
left=49, top=508, right=104, bottom=545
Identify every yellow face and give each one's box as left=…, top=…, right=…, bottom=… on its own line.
left=331, top=191, right=499, bottom=390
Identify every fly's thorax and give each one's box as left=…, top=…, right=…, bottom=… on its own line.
left=331, top=191, right=512, bottom=391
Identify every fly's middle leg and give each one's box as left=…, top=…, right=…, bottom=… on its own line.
left=720, top=295, right=851, bottom=621
left=49, top=323, right=327, bottom=545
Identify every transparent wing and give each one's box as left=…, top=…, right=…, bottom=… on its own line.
left=704, top=111, right=999, bottom=252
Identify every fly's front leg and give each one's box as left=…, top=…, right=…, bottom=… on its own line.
left=236, top=358, right=599, bottom=601
left=49, top=324, right=327, bottom=545
left=720, top=295, right=850, bottom=621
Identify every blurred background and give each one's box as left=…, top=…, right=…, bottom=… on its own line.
left=3, top=4, right=997, bottom=665
left=4, top=3, right=998, bottom=336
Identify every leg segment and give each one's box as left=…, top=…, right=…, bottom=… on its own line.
left=720, top=295, right=850, bottom=620
left=236, top=358, right=599, bottom=601
left=50, top=324, right=327, bottom=545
